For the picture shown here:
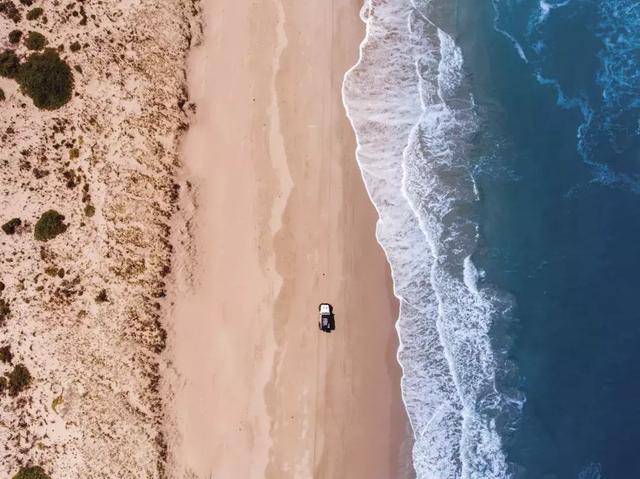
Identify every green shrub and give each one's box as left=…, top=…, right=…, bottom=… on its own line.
left=84, top=204, right=95, bottom=217
left=19, top=0, right=32, bottom=5
left=17, top=49, right=73, bottom=109
left=8, top=29, right=22, bottom=44
left=0, top=49, right=19, bottom=78
left=51, top=394, right=63, bottom=412
left=70, top=41, right=81, bottom=52
left=26, top=7, right=42, bottom=20
left=34, top=210, right=67, bottom=241
left=8, top=363, right=31, bottom=396
left=2, top=218, right=21, bottom=234
left=0, top=1, right=21, bottom=22
left=95, top=289, right=108, bottom=303
left=0, top=376, right=6, bottom=394
left=24, top=31, right=46, bottom=50
left=12, top=466, right=51, bottom=479
left=44, top=266, right=58, bottom=276
left=0, top=298, right=10, bottom=326
left=0, top=345, right=12, bottom=363
left=0, top=88, right=4, bottom=101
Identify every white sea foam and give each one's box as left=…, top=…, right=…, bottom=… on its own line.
left=344, top=1, right=513, bottom=477
left=491, top=0, right=529, bottom=63
left=463, top=256, right=480, bottom=298
left=578, top=463, right=602, bottom=479
left=520, top=0, right=640, bottom=194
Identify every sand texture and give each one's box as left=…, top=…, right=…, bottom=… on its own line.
left=0, top=0, right=200, bottom=476
left=168, top=0, right=414, bottom=478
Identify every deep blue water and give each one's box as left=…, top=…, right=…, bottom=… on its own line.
left=344, top=1, right=639, bottom=476
left=457, top=0, right=640, bottom=477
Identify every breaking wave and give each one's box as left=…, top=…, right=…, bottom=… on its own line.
left=343, top=1, right=521, bottom=476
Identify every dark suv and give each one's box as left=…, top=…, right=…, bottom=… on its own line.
left=318, top=303, right=335, bottom=333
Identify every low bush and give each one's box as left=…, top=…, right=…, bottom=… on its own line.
left=34, top=210, right=67, bottom=241
left=0, top=49, right=19, bottom=78
left=84, top=204, right=95, bottom=217
left=0, top=345, right=12, bottom=363
left=26, top=7, right=42, bottom=20
left=12, top=466, right=51, bottom=479
left=24, top=31, right=46, bottom=50
left=2, top=218, right=21, bottom=234
left=8, top=29, right=22, bottom=44
left=0, top=298, right=10, bottom=326
left=8, top=363, right=31, bottom=396
left=51, top=394, right=63, bottom=412
left=0, top=1, right=21, bottom=22
left=17, top=49, right=73, bottom=109
left=70, top=41, right=81, bottom=52
left=95, top=289, right=108, bottom=303
left=0, top=88, right=4, bottom=101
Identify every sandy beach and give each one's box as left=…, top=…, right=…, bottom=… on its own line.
left=167, top=0, right=414, bottom=477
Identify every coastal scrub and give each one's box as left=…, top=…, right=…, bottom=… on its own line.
left=8, top=29, right=22, bottom=44
left=95, top=289, right=108, bottom=303
left=34, top=210, right=67, bottom=241
left=0, top=1, right=21, bottom=22
left=2, top=218, right=21, bottom=234
left=24, top=31, right=46, bottom=50
left=0, top=49, right=19, bottom=78
left=17, top=49, right=73, bottom=109
left=0, top=345, right=12, bottom=363
left=8, top=364, right=32, bottom=396
left=26, top=7, right=42, bottom=20
left=0, top=298, right=10, bottom=326
left=12, top=466, right=51, bottom=479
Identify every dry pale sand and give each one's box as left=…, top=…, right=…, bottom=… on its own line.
left=0, top=0, right=198, bottom=477
left=167, top=0, right=414, bottom=478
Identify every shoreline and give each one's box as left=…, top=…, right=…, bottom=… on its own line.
left=167, top=0, right=414, bottom=477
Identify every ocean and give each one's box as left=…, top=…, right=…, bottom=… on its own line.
left=343, top=0, right=640, bottom=478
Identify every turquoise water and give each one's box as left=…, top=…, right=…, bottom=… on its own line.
left=344, top=0, right=639, bottom=476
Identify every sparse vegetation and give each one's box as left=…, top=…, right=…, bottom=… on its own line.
left=12, top=466, right=51, bottom=479
left=44, top=266, right=58, bottom=276
left=8, top=29, right=21, bottom=44
left=0, top=345, right=12, bottom=363
left=17, top=49, right=73, bottom=109
left=70, top=41, right=81, bottom=52
left=24, top=31, right=46, bottom=50
left=0, top=1, right=21, bottom=22
left=69, top=147, right=79, bottom=159
left=8, top=363, right=31, bottom=396
left=51, top=394, right=63, bottom=412
left=84, top=204, right=95, bottom=217
left=34, top=210, right=67, bottom=241
left=0, top=49, right=19, bottom=78
left=0, top=88, right=4, bottom=101
left=0, top=298, right=10, bottom=326
left=95, top=289, right=108, bottom=303
left=0, top=376, right=6, bottom=394
left=26, top=7, right=42, bottom=20
left=2, top=218, right=21, bottom=234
